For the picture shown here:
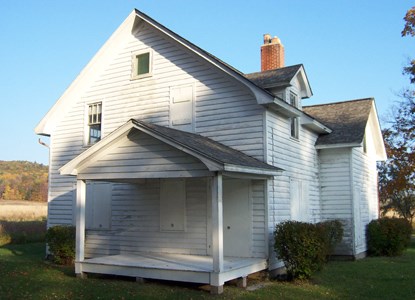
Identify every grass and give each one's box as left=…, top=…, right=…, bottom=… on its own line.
left=0, top=239, right=414, bottom=299
left=0, top=200, right=47, bottom=245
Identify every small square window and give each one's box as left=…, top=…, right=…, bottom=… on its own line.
left=131, top=50, right=152, bottom=79
left=88, top=102, right=102, bottom=145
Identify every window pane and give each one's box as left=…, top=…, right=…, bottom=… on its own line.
left=88, top=102, right=102, bottom=144
left=137, top=52, right=150, bottom=75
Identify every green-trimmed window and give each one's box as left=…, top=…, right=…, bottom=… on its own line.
left=136, top=52, right=150, bottom=75
left=131, top=50, right=152, bottom=79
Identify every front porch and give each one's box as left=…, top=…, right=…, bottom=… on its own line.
left=60, top=120, right=281, bottom=294
left=78, top=252, right=267, bottom=287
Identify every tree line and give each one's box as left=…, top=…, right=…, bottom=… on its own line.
left=0, top=161, right=48, bottom=202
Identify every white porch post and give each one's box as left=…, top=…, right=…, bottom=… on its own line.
left=211, top=172, right=224, bottom=294
left=75, top=179, right=86, bottom=277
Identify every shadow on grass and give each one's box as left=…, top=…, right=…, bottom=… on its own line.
left=0, top=220, right=46, bottom=245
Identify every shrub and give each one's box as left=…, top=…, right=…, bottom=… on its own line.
left=317, top=220, right=344, bottom=258
left=46, top=225, right=76, bottom=265
left=274, top=220, right=343, bottom=280
left=367, top=218, right=412, bottom=256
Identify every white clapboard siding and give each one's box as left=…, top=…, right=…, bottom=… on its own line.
left=78, top=131, right=210, bottom=180
left=351, top=147, right=379, bottom=255
left=252, top=180, right=267, bottom=258
left=319, top=147, right=353, bottom=255
left=84, top=178, right=208, bottom=257
left=265, top=111, right=321, bottom=268
left=47, top=20, right=267, bottom=227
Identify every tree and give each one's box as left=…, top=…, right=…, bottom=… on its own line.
left=378, top=6, right=415, bottom=223
left=402, top=6, right=415, bottom=83
left=378, top=90, right=415, bottom=223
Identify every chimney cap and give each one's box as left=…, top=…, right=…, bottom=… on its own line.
left=263, top=33, right=272, bottom=44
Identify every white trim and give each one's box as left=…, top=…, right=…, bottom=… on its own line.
left=211, top=172, right=224, bottom=286
left=84, top=100, right=105, bottom=146
left=223, top=164, right=280, bottom=177
left=75, top=179, right=86, bottom=275
left=316, top=143, right=362, bottom=150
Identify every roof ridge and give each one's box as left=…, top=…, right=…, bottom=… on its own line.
left=244, top=64, right=303, bottom=76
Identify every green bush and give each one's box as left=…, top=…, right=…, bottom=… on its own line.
left=317, top=220, right=344, bottom=258
left=367, top=218, right=412, bottom=256
left=274, top=220, right=343, bottom=280
left=46, top=225, right=76, bottom=265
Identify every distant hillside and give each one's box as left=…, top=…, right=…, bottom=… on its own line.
left=0, top=161, right=48, bottom=202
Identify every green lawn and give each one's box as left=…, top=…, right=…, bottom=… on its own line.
left=1, top=240, right=414, bottom=300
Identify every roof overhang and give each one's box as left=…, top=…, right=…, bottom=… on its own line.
left=301, top=114, right=332, bottom=134
left=60, top=120, right=282, bottom=179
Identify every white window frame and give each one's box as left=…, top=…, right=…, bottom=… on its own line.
left=84, top=101, right=104, bottom=146
left=289, top=92, right=300, bottom=140
left=131, top=49, right=153, bottom=80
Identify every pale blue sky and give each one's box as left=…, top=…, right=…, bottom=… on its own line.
left=0, top=1, right=414, bottom=164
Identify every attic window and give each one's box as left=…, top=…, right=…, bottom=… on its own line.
left=131, top=50, right=152, bottom=79
left=88, top=102, right=102, bottom=145
left=290, top=92, right=299, bottom=139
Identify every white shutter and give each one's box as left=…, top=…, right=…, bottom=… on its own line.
left=290, top=179, right=309, bottom=222
left=86, top=182, right=112, bottom=229
left=160, top=179, right=186, bottom=232
left=170, top=85, right=194, bottom=131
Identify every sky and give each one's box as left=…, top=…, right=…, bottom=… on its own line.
left=0, top=1, right=414, bottom=165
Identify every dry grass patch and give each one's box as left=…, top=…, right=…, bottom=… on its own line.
left=0, top=200, right=47, bottom=221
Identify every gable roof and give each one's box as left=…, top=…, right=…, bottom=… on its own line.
left=245, top=64, right=302, bottom=89
left=245, top=64, right=313, bottom=99
left=303, top=98, right=373, bottom=146
left=60, top=119, right=282, bottom=178
left=35, top=9, right=277, bottom=136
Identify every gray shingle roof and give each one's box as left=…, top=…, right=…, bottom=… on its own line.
left=245, top=64, right=303, bottom=89
left=303, top=98, right=373, bottom=146
left=133, top=120, right=281, bottom=173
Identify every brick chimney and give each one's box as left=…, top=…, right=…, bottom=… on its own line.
left=261, top=34, right=284, bottom=71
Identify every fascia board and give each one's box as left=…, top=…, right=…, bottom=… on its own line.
left=315, top=143, right=361, bottom=150
left=301, top=114, right=332, bottom=134
left=224, top=164, right=282, bottom=177
left=369, top=103, right=387, bottom=161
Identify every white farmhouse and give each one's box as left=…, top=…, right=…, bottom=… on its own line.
left=35, top=9, right=386, bottom=294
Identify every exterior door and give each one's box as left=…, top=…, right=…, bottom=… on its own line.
left=223, top=179, right=251, bottom=257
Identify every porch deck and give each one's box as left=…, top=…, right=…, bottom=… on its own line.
left=79, top=253, right=268, bottom=285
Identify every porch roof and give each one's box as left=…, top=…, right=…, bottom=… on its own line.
left=60, top=119, right=282, bottom=179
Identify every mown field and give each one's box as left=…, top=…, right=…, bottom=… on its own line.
left=0, top=239, right=414, bottom=299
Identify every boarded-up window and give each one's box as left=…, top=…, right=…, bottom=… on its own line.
left=86, top=182, right=112, bottom=230
left=170, top=84, right=194, bottom=132
left=160, top=179, right=186, bottom=232
left=290, top=179, right=309, bottom=222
